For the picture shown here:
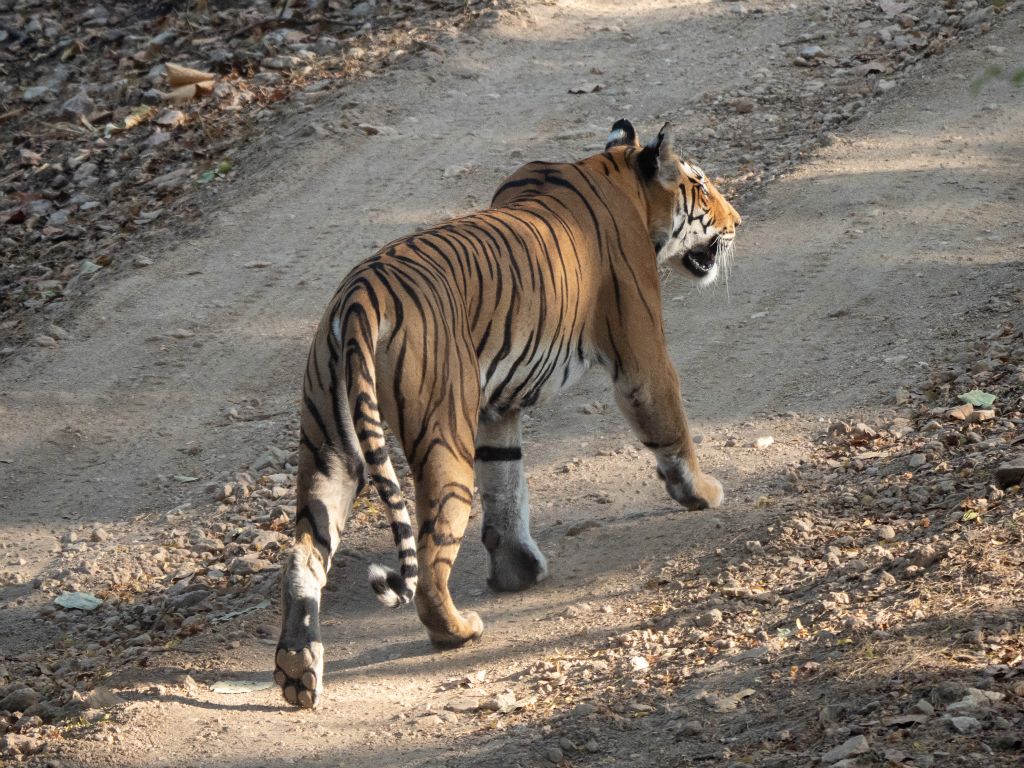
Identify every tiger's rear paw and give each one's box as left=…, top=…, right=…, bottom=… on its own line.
left=274, top=642, right=324, bottom=709
left=277, top=551, right=325, bottom=709
left=427, top=610, right=484, bottom=648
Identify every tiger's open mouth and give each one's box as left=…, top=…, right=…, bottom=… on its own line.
left=681, top=241, right=718, bottom=278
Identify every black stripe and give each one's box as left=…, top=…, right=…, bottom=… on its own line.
left=431, top=533, right=463, bottom=547
left=387, top=571, right=412, bottom=599
left=642, top=440, right=675, bottom=450
left=475, top=318, right=493, bottom=359
left=364, top=447, right=388, bottom=466
left=299, top=431, right=330, bottom=476
left=311, top=346, right=325, bottom=390
left=391, top=522, right=414, bottom=544
left=486, top=328, right=537, bottom=407
left=476, top=445, right=523, bottom=462
left=296, top=505, right=332, bottom=553
left=354, top=393, right=383, bottom=427
left=437, top=489, right=473, bottom=514
left=483, top=303, right=516, bottom=385
left=303, top=395, right=331, bottom=444
left=491, top=174, right=542, bottom=205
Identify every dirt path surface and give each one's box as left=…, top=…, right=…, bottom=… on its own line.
left=1, top=1, right=1023, bottom=766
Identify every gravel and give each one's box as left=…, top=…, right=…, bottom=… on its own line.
left=445, top=315, right=1024, bottom=766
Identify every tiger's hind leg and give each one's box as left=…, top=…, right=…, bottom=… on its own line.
left=476, top=412, right=548, bottom=592
left=411, top=452, right=485, bottom=646
left=276, top=441, right=360, bottom=709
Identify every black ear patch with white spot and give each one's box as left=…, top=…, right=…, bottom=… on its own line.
left=606, top=118, right=637, bottom=150
left=638, top=123, right=675, bottom=180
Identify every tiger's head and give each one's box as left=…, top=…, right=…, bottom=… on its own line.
left=606, top=119, right=741, bottom=286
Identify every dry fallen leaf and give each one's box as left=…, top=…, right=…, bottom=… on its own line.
left=167, top=84, right=198, bottom=106
left=104, top=105, right=156, bottom=136
left=155, top=109, right=187, bottom=128
left=166, top=62, right=217, bottom=87
left=169, top=81, right=215, bottom=105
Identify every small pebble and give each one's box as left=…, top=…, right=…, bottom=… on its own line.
left=913, top=698, right=935, bottom=717
left=949, top=716, right=980, bottom=733
left=821, top=734, right=869, bottom=764
left=677, top=719, right=703, bottom=737
left=545, top=746, right=564, bottom=764
left=696, top=608, right=723, bottom=627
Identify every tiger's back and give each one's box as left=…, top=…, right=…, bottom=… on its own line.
left=330, top=150, right=658, bottom=428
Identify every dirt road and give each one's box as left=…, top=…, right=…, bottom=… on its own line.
left=1, top=1, right=1022, bottom=765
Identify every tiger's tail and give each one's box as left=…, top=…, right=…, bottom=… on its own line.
left=335, top=293, right=419, bottom=608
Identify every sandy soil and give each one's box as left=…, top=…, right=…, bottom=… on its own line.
left=1, top=0, right=1022, bottom=766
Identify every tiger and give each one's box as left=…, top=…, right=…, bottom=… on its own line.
left=274, top=119, right=742, bottom=708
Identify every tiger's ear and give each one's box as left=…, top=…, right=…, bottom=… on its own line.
left=637, top=122, right=678, bottom=181
left=605, top=118, right=639, bottom=150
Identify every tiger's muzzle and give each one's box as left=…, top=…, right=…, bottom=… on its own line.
left=680, top=235, right=720, bottom=279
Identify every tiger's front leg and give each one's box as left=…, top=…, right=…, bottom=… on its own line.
left=476, top=412, right=549, bottom=592
left=613, top=361, right=723, bottom=511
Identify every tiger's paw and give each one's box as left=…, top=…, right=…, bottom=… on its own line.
left=693, top=472, right=724, bottom=509
left=427, top=610, right=484, bottom=648
left=277, top=550, right=326, bottom=708
left=483, top=526, right=549, bottom=592
left=659, top=464, right=724, bottom=511
left=274, top=641, right=324, bottom=709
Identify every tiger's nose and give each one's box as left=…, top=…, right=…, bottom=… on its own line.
left=728, top=201, right=742, bottom=228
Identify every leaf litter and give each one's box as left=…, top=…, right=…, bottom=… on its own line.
left=0, top=0, right=501, bottom=352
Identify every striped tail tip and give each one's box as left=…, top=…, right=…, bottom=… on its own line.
left=368, top=563, right=413, bottom=607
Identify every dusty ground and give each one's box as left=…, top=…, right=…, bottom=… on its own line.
left=0, top=0, right=498, bottom=343
left=1, top=0, right=1023, bottom=766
